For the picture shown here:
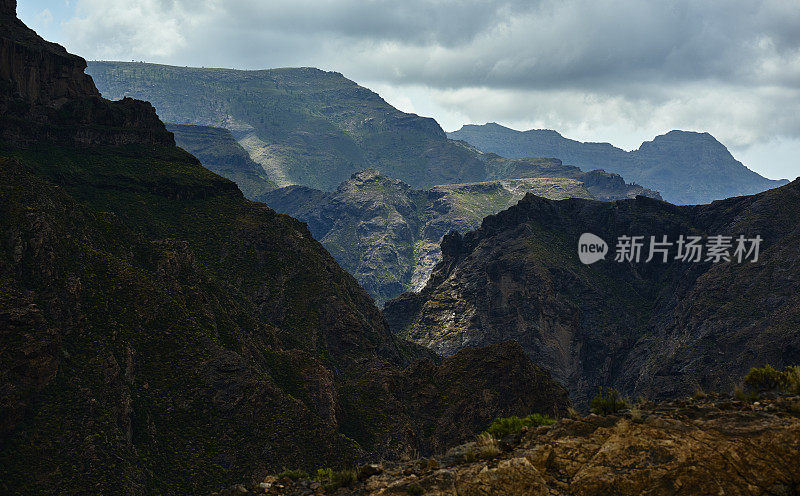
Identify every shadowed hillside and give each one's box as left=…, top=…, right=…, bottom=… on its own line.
left=385, top=180, right=800, bottom=405
left=262, top=167, right=658, bottom=305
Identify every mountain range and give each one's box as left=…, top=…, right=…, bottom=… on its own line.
left=0, top=4, right=568, bottom=494
left=385, top=180, right=800, bottom=405
left=262, top=166, right=656, bottom=305
left=4, top=1, right=800, bottom=494
left=85, top=62, right=664, bottom=203
left=449, top=123, right=790, bottom=205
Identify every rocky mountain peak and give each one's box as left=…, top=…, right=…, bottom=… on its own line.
left=350, top=168, right=385, bottom=182
left=0, top=6, right=172, bottom=146
left=640, top=129, right=729, bottom=153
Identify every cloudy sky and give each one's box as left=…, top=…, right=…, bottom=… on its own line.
left=19, top=0, right=800, bottom=180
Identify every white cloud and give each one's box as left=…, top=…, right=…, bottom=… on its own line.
left=34, top=8, right=53, bottom=26
left=63, top=0, right=221, bottom=59
left=54, top=0, right=800, bottom=179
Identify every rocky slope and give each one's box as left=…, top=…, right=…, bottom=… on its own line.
left=223, top=392, right=800, bottom=496
left=450, top=123, right=789, bottom=204
left=481, top=154, right=660, bottom=202
left=385, top=180, right=800, bottom=406
left=261, top=167, right=655, bottom=305
left=0, top=8, right=569, bottom=495
left=167, top=123, right=277, bottom=199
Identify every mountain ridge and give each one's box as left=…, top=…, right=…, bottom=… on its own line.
left=84, top=62, right=661, bottom=202
left=385, top=178, right=800, bottom=405
left=261, top=167, right=658, bottom=305
left=449, top=123, right=789, bottom=204
left=85, top=61, right=487, bottom=191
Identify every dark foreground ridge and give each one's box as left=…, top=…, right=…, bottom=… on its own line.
left=0, top=5, right=568, bottom=495
left=215, top=392, right=800, bottom=495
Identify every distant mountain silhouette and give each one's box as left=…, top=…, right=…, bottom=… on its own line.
left=449, top=123, right=789, bottom=204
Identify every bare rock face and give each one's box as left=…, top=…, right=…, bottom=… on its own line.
left=0, top=6, right=98, bottom=107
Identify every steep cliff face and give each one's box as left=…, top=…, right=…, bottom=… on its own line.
left=0, top=0, right=97, bottom=107
left=0, top=3, right=171, bottom=146
left=0, top=10, right=570, bottom=496
left=385, top=181, right=800, bottom=405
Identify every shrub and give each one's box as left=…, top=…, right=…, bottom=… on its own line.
left=744, top=364, right=800, bottom=394
left=314, top=468, right=333, bottom=482
left=314, top=468, right=357, bottom=492
left=485, top=413, right=556, bottom=439
left=474, top=432, right=501, bottom=459
left=744, top=365, right=785, bottom=391
left=783, top=366, right=800, bottom=394
left=276, top=469, right=308, bottom=481
left=590, top=387, right=628, bottom=415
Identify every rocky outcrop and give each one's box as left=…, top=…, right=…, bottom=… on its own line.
left=260, top=170, right=594, bottom=305
left=217, top=393, right=800, bottom=495
left=450, top=123, right=789, bottom=204
left=385, top=179, right=800, bottom=406
left=483, top=154, right=661, bottom=201
left=0, top=0, right=97, bottom=107
left=0, top=3, right=172, bottom=146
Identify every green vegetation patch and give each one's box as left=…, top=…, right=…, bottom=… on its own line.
left=484, top=413, right=555, bottom=439
left=590, top=387, right=629, bottom=415
left=745, top=365, right=800, bottom=393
